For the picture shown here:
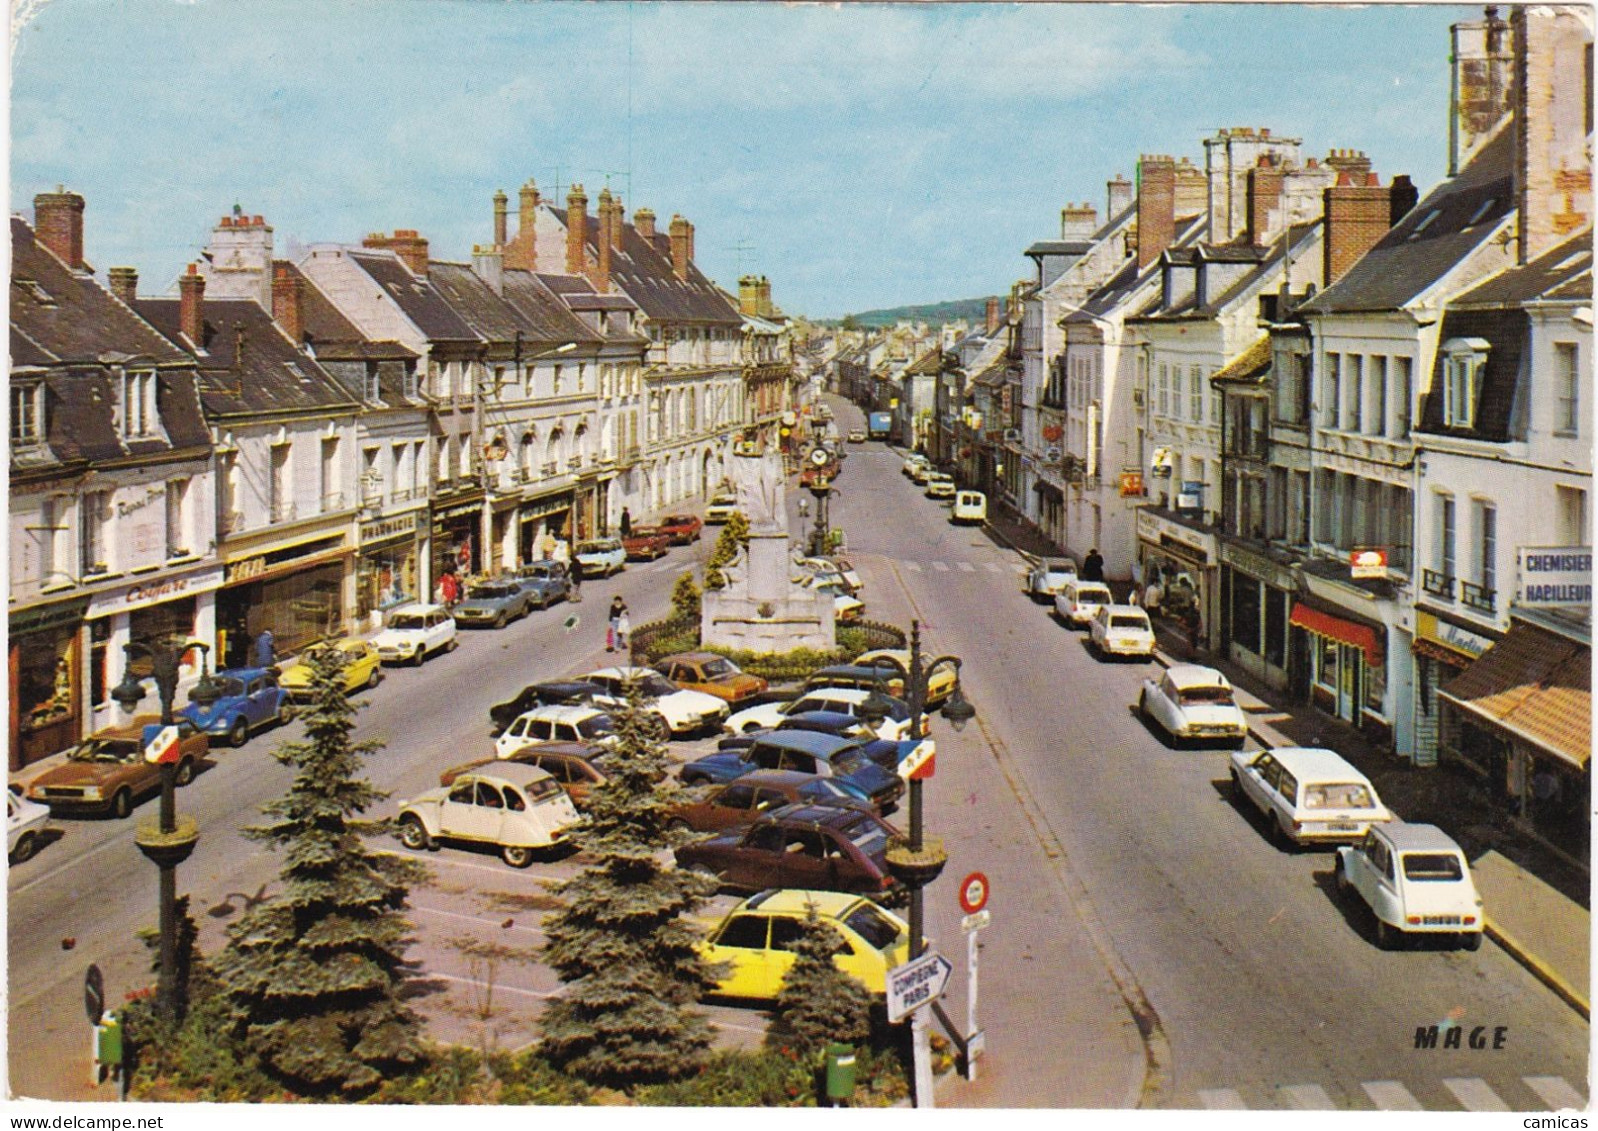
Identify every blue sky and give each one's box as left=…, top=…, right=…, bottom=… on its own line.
left=11, top=1, right=1475, bottom=319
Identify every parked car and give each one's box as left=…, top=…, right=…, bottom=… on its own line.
left=716, top=711, right=873, bottom=754
left=574, top=538, right=627, bottom=578
left=672, top=770, right=873, bottom=833
left=581, top=666, right=730, bottom=737
left=704, top=494, right=741, bottom=524
left=452, top=579, right=535, bottom=629
left=952, top=490, right=987, bottom=525
left=652, top=514, right=704, bottom=545
left=923, top=472, right=956, bottom=500
left=902, top=454, right=932, bottom=482
left=1026, top=557, right=1078, bottom=601
left=441, top=741, right=612, bottom=808
left=698, top=889, right=910, bottom=1001
left=488, top=680, right=608, bottom=736
left=677, top=803, right=903, bottom=896
left=621, top=529, right=672, bottom=561
left=372, top=604, right=458, bottom=666
left=846, top=429, right=866, bottom=444
left=396, top=762, right=579, bottom=868
left=1089, top=604, right=1156, bottom=659
left=278, top=638, right=385, bottom=701
left=684, top=732, right=905, bottom=811
left=854, top=650, right=958, bottom=707
left=8, top=788, right=52, bottom=862
left=27, top=717, right=207, bottom=818
left=1336, top=823, right=1485, bottom=950
left=509, top=561, right=573, bottom=607
left=177, top=666, right=293, bottom=747
left=495, top=704, right=619, bottom=758
left=1137, top=664, right=1248, bottom=746
left=1055, top=579, right=1113, bottom=627
left=803, top=578, right=863, bottom=621
left=726, top=686, right=911, bottom=741
left=1229, top=746, right=1393, bottom=847
left=807, top=555, right=863, bottom=592
left=656, top=652, right=769, bottom=705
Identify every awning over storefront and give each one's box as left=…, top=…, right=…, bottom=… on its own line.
left=1289, top=602, right=1382, bottom=665
left=1439, top=622, right=1590, bottom=770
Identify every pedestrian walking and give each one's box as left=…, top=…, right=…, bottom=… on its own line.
left=254, top=628, right=275, bottom=669
left=615, top=609, right=631, bottom=652
left=619, top=507, right=633, bottom=539
left=567, top=562, right=583, bottom=602
left=1186, top=605, right=1202, bottom=653
left=1081, top=547, right=1105, bottom=582
left=607, top=595, right=629, bottom=652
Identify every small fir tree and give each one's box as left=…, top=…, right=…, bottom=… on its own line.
left=768, top=902, right=874, bottom=1060
left=670, top=571, right=701, bottom=623
left=212, top=647, right=425, bottom=1096
left=537, top=687, right=722, bottom=1088
left=703, top=514, right=750, bottom=591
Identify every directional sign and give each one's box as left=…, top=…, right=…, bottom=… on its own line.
left=887, top=952, right=953, bottom=1023
left=142, top=725, right=181, bottom=765
left=961, top=909, right=991, bottom=934
left=958, top=871, right=989, bottom=915
left=898, top=738, right=935, bottom=781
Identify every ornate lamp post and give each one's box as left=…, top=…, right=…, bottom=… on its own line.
left=111, top=637, right=220, bottom=1021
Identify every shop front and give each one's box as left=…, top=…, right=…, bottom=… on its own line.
left=1410, top=610, right=1496, bottom=767
left=518, top=490, right=574, bottom=565
left=1218, top=540, right=1297, bottom=691
left=217, top=537, right=350, bottom=667
left=356, top=511, right=426, bottom=626
left=1137, top=508, right=1219, bottom=650
left=9, top=597, right=90, bottom=771
left=432, top=495, right=484, bottom=584
left=1288, top=600, right=1388, bottom=740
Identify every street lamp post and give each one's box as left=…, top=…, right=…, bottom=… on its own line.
left=805, top=479, right=832, bottom=558
left=111, top=637, right=220, bottom=1022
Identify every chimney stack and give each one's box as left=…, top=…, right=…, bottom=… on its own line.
left=272, top=262, right=304, bottom=344
left=596, top=188, right=614, bottom=292
left=507, top=179, right=540, bottom=270
left=179, top=263, right=206, bottom=347
left=493, top=189, right=509, bottom=247
left=758, top=276, right=772, bottom=318
left=566, top=184, right=589, bottom=277
left=362, top=229, right=430, bottom=277
left=1389, top=175, right=1419, bottom=226
left=1060, top=202, right=1099, bottom=241
left=1511, top=5, right=1593, bottom=263
left=1323, top=174, right=1394, bottom=288
left=985, top=296, right=1001, bottom=334
left=739, top=275, right=760, bottom=316
left=472, top=244, right=504, bottom=296
left=34, top=187, right=86, bottom=270
left=669, top=214, right=691, bottom=279
left=1137, top=156, right=1177, bottom=270
left=1246, top=158, right=1285, bottom=245
left=1449, top=7, right=1515, bottom=175
left=108, top=266, right=138, bottom=306
left=634, top=208, right=657, bottom=241
left=1107, top=174, right=1134, bottom=220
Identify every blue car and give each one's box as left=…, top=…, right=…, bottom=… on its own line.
left=177, top=666, right=293, bottom=748
left=682, top=731, right=903, bottom=812
left=510, top=561, right=572, bottom=608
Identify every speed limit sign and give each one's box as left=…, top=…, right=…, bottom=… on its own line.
left=958, top=871, right=989, bottom=915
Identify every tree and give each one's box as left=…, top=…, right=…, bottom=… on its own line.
left=768, top=903, right=873, bottom=1061
left=840, top=314, right=861, bottom=331
left=670, top=571, right=701, bottom=622
left=537, top=689, right=722, bottom=1088
left=211, top=647, right=425, bottom=1096
left=703, top=514, right=749, bottom=591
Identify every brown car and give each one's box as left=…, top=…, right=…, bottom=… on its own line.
left=674, top=803, right=902, bottom=897
left=671, top=769, right=874, bottom=833
left=657, top=652, right=769, bottom=705
left=27, top=715, right=208, bottom=818
left=440, top=742, right=611, bottom=808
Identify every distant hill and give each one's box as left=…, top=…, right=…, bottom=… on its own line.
left=838, top=297, right=991, bottom=329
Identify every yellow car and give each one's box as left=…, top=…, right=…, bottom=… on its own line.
left=278, top=639, right=384, bottom=702
left=854, top=649, right=958, bottom=707
left=698, top=889, right=909, bottom=1002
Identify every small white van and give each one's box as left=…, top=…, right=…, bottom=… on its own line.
left=1054, top=579, right=1113, bottom=627
left=952, top=491, right=987, bottom=525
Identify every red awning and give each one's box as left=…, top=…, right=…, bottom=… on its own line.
left=1290, top=602, right=1383, bottom=666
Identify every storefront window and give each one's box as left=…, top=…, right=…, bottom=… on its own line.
left=1315, top=636, right=1339, bottom=690
left=1363, top=655, right=1386, bottom=713
left=127, top=597, right=198, bottom=676
left=90, top=618, right=110, bottom=708
left=1232, top=575, right=1261, bottom=654
left=358, top=545, right=417, bottom=618
left=16, top=632, right=74, bottom=733
left=1263, top=588, right=1287, bottom=670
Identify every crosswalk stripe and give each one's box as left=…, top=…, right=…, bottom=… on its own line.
left=1198, top=1088, right=1247, bottom=1110
left=1361, top=1081, right=1423, bottom=1110
left=984, top=563, right=1004, bottom=573
left=905, top=561, right=923, bottom=572
left=1443, top=1077, right=1509, bottom=1112
left=1279, top=1084, right=1333, bottom=1109
left=931, top=561, right=950, bottom=572
left=1523, top=1076, right=1586, bottom=1110
left=957, top=561, right=975, bottom=572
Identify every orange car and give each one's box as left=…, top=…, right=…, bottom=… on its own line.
left=657, top=652, right=769, bottom=705
left=27, top=716, right=209, bottom=818
left=439, top=742, right=611, bottom=809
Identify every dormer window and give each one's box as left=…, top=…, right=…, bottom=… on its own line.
left=1441, top=337, right=1488, bottom=429
left=11, top=383, right=44, bottom=445
left=365, top=362, right=381, bottom=402
left=1464, top=198, right=1498, bottom=228
left=1407, top=209, right=1441, bottom=240
left=118, top=371, right=157, bottom=438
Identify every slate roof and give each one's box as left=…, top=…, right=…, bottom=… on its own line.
left=554, top=206, right=741, bottom=326
left=1210, top=334, right=1273, bottom=385
left=1452, top=230, right=1593, bottom=306
left=514, top=272, right=632, bottom=345
left=1440, top=620, right=1590, bottom=768
left=136, top=295, right=358, bottom=418
left=1415, top=307, right=1527, bottom=442
left=347, top=251, right=477, bottom=341
left=1066, top=213, right=1207, bottom=325
left=1303, top=126, right=1515, bottom=314
left=1134, top=221, right=1314, bottom=321
left=1026, top=240, right=1095, bottom=258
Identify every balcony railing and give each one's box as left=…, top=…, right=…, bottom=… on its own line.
left=1460, top=580, right=1497, bottom=614
left=1421, top=568, right=1455, bottom=600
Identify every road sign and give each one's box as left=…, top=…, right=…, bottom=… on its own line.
left=142, top=725, right=180, bottom=765
left=887, top=952, right=952, bottom=1023
left=899, top=739, right=935, bottom=781
left=958, top=870, right=989, bottom=914
left=961, top=909, right=991, bottom=933
left=84, top=964, right=104, bottom=1025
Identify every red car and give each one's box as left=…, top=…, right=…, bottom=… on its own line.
left=652, top=514, right=704, bottom=545
left=623, top=530, right=673, bottom=561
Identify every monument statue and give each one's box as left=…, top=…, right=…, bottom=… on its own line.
left=729, top=448, right=787, bottom=534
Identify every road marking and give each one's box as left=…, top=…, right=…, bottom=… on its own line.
left=1443, top=1077, right=1509, bottom=1111
left=905, top=561, right=923, bottom=572
left=430, top=971, right=563, bottom=1000
left=1523, top=1076, right=1586, bottom=1110
left=1197, top=1088, right=1247, bottom=1110
left=1279, top=1083, right=1333, bottom=1109
left=1361, top=1081, right=1423, bottom=1110
left=931, top=561, right=950, bottom=572
left=956, top=561, right=975, bottom=573
left=984, top=563, right=1004, bottom=573
left=412, top=903, right=548, bottom=936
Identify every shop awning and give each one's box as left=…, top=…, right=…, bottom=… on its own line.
left=1289, top=602, right=1383, bottom=665
left=1440, top=623, right=1590, bottom=770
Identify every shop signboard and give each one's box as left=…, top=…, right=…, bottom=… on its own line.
left=1119, top=469, right=1144, bottom=498
left=1176, top=481, right=1204, bottom=512
left=359, top=513, right=423, bottom=545
left=1415, top=611, right=1492, bottom=660
left=87, top=565, right=224, bottom=618
left=1350, top=548, right=1389, bottom=579
left=1516, top=547, right=1593, bottom=608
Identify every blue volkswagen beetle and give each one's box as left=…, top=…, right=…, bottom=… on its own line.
left=177, top=666, right=293, bottom=748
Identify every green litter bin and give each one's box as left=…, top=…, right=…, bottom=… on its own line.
left=824, top=1041, right=856, bottom=1105
left=94, top=1011, right=122, bottom=1080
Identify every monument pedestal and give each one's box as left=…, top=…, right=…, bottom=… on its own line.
left=702, top=531, right=836, bottom=653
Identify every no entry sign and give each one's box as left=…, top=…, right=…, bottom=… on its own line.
left=958, top=871, right=989, bottom=915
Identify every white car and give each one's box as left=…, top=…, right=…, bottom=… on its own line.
left=1337, top=823, right=1485, bottom=950
left=924, top=472, right=956, bottom=500
left=1054, top=579, right=1112, bottom=627
left=705, top=494, right=741, bottom=524
left=1229, top=746, right=1393, bottom=847
left=397, top=762, right=580, bottom=868
left=1026, top=557, right=1077, bottom=601
left=8, top=788, right=51, bottom=863
left=581, top=666, right=730, bottom=737
left=796, top=556, right=862, bottom=593
left=952, top=491, right=986, bottom=525
left=1138, top=664, right=1248, bottom=745
left=903, top=456, right=932, bottom=484
left=495, top=704, right=620, bottom=758
left=806, top=579, right=863, bottom=621
left=725, top=686, right=912, bottom=741
left=372, top=603, right=458, bottom=665
left=574, top=538, right=627, bottom=578
left=1089, top=604, right=1156, bottom=659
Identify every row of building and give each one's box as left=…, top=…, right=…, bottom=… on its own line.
left=825, top=6, right=1593, bottom=860
left=9, top=182, right=806, bottom=770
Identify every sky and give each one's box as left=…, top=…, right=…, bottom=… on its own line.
left=10, top=0, right=1478, bottom=320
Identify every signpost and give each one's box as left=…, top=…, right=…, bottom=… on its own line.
left=957, top=873, right=990, bottom=1080
left=886, top=951, right=952, bottom=1024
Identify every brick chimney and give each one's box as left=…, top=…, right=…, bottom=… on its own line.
left=1511, top=5, right=1593, bottom=263
left=493, top=189, right=508, bottom=247
left=1137, top=156, right=1177, bottom=270
left=634, top=207, right=656, bottom=242
left=1060, top=202, right=1098, bottom=241
left=1173, top=158, right=1208, bottom=220
left=739, top=275, right=760, bottom=316
left=1323, top=173, right=1394, bottom=288
left=566, top=184, right=589, bottom=277
left=1324, top=148, right=1372, bottom=183
left=596, top=188, right=614, bottom=293
left=34, top=188, right=85, bottom=270
left=271, top=262, right=304, bottom=343
left=669, top=214, right=691, bottom=279
left=107, top=266, right=138, bottom=306
left=1246, top=158, right=1285, bottom=245
left=1107, top=174, right=1133, bottom=219
left=758, top=277, right=773, bottom=317
left=1450, top=6, right=1514, bottom=176
left=179, top=263, right=206, bottom=347
left=686, top=220, right=696, bottom=264
left=985, top=296, right=1001, bottom=334
left=1390, top=175, right=1419, bottom=226
left=506, top=179, right=540, bottom=270
left=362, top=229, right=430, bottom=278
